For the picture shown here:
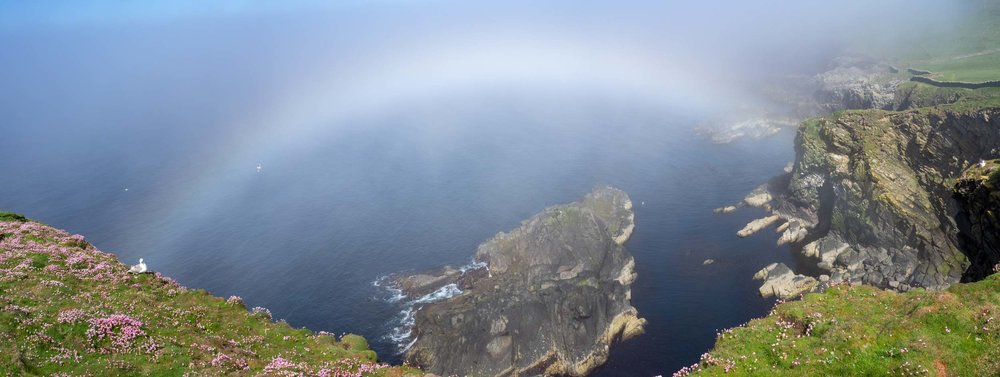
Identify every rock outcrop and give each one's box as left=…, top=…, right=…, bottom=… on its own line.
left=742, top=106, right=1000, bottom=291
left=813, top=56, right=903, bottom=112
left=752, top=263, right=817, bottom=299
left=392, top=187, right=645, bottom=377
left=697, top=55, right=907, bottom=145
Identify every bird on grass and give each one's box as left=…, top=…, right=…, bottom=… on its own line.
left=128, top=258, right=147, bottom=274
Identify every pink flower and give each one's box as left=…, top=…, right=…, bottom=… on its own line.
left=57, top=309, right=86, bottom=324
left=226, top=295, right=244, bottom=306
left=85, top=314, right=146, bottom=353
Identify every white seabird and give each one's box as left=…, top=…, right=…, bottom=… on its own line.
left=128, top=258, right=147, bottom=274
left=256, top=163, right=262, bottom=173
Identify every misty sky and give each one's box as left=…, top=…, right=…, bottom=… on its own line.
left=0, top=0, right=967, bottom=194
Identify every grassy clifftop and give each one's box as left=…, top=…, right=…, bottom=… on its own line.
left=683, top=275, right=1000, bottom=376
left=0, top=213, right=419, bottom=376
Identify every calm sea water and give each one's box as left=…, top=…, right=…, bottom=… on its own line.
left=1, top=92, right=800, bottom=376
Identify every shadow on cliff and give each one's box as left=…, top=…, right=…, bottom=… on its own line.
left=954, top=177, right=1000, bottom=283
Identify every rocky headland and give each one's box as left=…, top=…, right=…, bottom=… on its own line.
left=388, top=187, right=645, bottom=377
left=691, top=28, right=1000, bottom=373
left=706, top=39, right=1000, bottom=299
left=733, top=104, right=1000, bottom=295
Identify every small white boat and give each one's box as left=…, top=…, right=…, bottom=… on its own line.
left=256, top=163, right=262, bottom=173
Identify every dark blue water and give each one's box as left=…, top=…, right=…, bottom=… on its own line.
left=0, top=91, right=799, bottom=376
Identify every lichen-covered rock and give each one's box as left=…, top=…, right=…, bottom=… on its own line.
left=393, top=187, right=645, bottom=377
left=745, top=105, right=1000, bottom=291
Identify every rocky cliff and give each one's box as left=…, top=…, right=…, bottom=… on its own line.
left=740, top=104, right=1000, bottom=291
left=391, top=187, right=645, bottom=377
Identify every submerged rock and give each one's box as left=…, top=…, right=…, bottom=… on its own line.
left=393, top=187, right=645, bottom=377
left=713, top=204, right=741, bottom=214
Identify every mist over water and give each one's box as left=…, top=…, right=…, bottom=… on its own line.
left=0, top=1, right=974, bottom=375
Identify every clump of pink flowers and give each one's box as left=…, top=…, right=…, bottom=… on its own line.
left=57, top=308, right=87, bottom=324
left=85, top=314, right=147, bottom=353
left=227, top=295, right=245, bottom=307
left=251, top=306, right=272, bottom=320
left=262, top=356, right=304, bottom=375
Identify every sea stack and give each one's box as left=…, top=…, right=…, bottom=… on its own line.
left=392, top=186, right=645, bottom=377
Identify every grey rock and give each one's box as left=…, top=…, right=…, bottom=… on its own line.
left=753, top=263, right=818, bottom=299
left=396, top=187, right=645, bottom=377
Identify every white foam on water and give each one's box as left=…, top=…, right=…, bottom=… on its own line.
left=388, top=307, right=416, bottom=344
left=412, top=283, right=463, bottom=304
left=373, top=275, right=407, bottom=303
left=458, top=259, right=487, bottom=274
left=380, top=281, right=466, bottom=353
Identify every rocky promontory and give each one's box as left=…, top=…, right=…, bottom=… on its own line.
left=732, top=103, right=1000, bottom=292
left=390, top=187, right=645, bottom=377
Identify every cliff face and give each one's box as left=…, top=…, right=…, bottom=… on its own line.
left=953, top=160, right=1000, bottom=281
left=768, top=106, right=1000, bottom=290
left=393, top=187, right=645, bottom=377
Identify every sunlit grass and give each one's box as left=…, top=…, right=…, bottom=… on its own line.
left=683, top=276, right=1000, bottom=376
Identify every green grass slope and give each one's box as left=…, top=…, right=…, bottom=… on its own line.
left=0, top=213, right=420, bottom=376
left=683, top=276, right=1000, bottom=376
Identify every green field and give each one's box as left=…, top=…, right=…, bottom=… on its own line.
left=889, top=2, right=1000, bottom=82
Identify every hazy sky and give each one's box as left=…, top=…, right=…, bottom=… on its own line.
left=0, top=0, right=967, bottom=190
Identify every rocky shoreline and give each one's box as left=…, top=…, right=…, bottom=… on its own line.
left=384, top=187, right=645, bottom=377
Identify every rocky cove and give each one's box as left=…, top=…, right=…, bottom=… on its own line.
left=383, top=187, right=645, bottom=377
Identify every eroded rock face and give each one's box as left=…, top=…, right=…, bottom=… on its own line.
left=394, top=187, right=645, bottom=377
left=745, top=107, right=1000, bottom=291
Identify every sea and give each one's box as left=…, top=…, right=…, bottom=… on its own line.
left=1, top=90, right=803, bottom=376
